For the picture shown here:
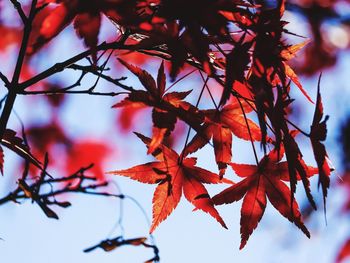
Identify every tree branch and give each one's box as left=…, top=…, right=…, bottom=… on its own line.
left=9, top=0, right=27, bottom=23
left=0, top=0, right=37, bottom=139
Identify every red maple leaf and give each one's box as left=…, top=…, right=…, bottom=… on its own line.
left=220, top=40, right=252, bottom=106
left=184, top=97, right=261, bottom=176
left=213, top=147, right=318, bottom=249
left=108, top=132, right=231, bottom=233
left=310, top=75, right=333, bottom=206
left=114, top=59, right=203, bottom=154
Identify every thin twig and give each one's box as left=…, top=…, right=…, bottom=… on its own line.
left=19, top=89, right=128, bottom=97
left=68, top=64, right=134, bottom=91
left=18, top=41, right=131, bottom=90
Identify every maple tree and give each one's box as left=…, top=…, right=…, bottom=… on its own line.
left=0, top=0, right=349, bottom=262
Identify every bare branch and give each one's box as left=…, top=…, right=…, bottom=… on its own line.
left=9, top=0, right=27, bottom=23
left=0, top=0, right=38, bottom=139
left=0, top=164, right=120, bottom=218
left=19, top=41, right=130, bottom=90
left=19, top=89, right=129, bottom=97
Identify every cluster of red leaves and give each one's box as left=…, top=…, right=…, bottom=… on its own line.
left=108, top=46, right=331, bottom=249
left=24, top=0, right=350, bottom=82
left=103, top=0, right=334, bottom=249
left=0, top=0, right=342, bottom=252
left=29, top=0, right=144, bottom=61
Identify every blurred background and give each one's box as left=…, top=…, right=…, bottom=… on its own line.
left=0, top=0, right=350, bottom=262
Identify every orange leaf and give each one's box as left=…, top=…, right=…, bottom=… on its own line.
left=110, top=133, right=230, bottom=233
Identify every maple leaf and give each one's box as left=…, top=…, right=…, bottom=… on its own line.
left=130, top=21, right=211, bottom=79
left=248, top=75, right=317, bottom=209
left=213, top=148, right=317, bottom=249
left=157, top=0, right=249, bottom=35
left=247, top=3, right=292, bottom=149
left=253, top=26, right=313, bottom=103
left=282, top=130, right=317, bottom=210
left=22, top=121, right=70, bottom=176
left=247, top=3, right=313, bottom=149
left=29, top=0, right=139, bottom=61
left=149, top=0, right=243, bottom=78
left=84, top=235, right=160, bottom=262
left=132, top=1, right=255, bottom=79
left=220, top=40, right=252, bottom=107
left=310, top=75, right=333, bottom=207
left=219, top=7, right=254, bottom=28
left=114, top=59, right=203, bottom=154
left=108, top=133, right=230, bottom=233
left=184, top=97, right=261, bottom=176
